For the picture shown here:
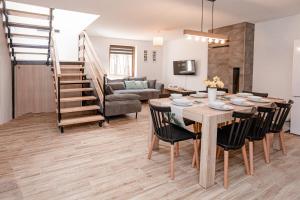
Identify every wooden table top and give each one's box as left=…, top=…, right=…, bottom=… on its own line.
left=150, top=95, right=284, bottom=123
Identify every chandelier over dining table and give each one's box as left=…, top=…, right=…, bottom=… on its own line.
left=183, top=0, right=229, bottom=46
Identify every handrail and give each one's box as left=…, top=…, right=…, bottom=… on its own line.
left=78, top=31, right=107, bottom=113
left=50, top=29, right=61, bottom=122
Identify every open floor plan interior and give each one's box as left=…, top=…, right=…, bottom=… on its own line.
left=0, top=0, right=300, bottom=199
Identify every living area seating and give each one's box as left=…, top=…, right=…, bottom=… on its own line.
left=105, top=94, right=142, bottom=118
left=106, top=77, right=164, bottom=100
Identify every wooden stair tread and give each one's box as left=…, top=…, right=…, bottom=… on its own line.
left=7, top=9, right=51, bottom=20
left=59, top=88, right=94, bottom=93
left=59, top=96, right=97, bottom=102
left=60, top=61, right=84, bottom=65
left=10, top=33, right=49, bottom=39
left=14, top=52, right=48, bottom=55
left=59, top=115, right=104, bottom=126
left=7, top=22, right=50, bottom=30
left=60, top=80, right=90, bottom=84
left=60, top=73, right=87, bottom=77
left=60, top=66, right=84, bottom=69
left=11, top=43, right=48, bottom=49
left=60, top=105, right=100, bottom=113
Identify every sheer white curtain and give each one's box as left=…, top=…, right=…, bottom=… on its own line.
left=109, top=54, right=133, bottom=77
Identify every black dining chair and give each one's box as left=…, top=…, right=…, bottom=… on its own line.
left=243, top=90, right=269, bottom=98
left=217, top=109, right=255, bottom=189
left=148, top=104, right=201, bottom=180
left=266, top=100, right=293, bottom=157
left=246, top=106, right=276, bottom=175
left=199, top=87, right=229, bottom=93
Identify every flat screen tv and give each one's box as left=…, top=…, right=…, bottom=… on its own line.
left=173, top=60, right=196, bottom=75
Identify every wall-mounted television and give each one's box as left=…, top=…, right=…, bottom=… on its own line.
left=173, top=60, right=196, bottom=75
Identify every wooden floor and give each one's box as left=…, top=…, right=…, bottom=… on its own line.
left=0, top=105, right=300, bottom=200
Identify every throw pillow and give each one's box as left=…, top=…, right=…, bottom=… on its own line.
left=124, top=81, right=137, bottom=89
left=135, top=81, right=148, bottom=89
left=108, top=82, right=125, bottom=90
left=105, top=85, right=114, bottom=95
left=147, top=80, right=156, bottom=89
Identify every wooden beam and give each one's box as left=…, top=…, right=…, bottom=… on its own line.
left=184, top=29, right=229, bottom=40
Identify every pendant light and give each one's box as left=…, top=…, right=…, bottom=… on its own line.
left=183, top=0, right=229, bottom=46
left=153, top=31, right=164, bottom=47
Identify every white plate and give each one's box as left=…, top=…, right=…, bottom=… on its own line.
left=247, top=98, right=271, bottom=103
left=236, top=93, right=253, bottom=97
left=190, top=93, right=208, bottom=98
left=209, top=104, right=234, bottom=111
left=169, top=96, right=183, bottom=100
left=172, top=102, right=193, bottom=107
left=230, top=101, right=254, bottom=107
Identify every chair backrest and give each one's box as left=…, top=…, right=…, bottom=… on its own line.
left=225, top=109, right=255, bottom=148
left=271, top=100, right=294, bottom=132
left=149, top=103, right=173, bottom=141
left=243, top=90, right=269, bottom=97
left=217, top=87, right=229, bottom=93
left=200, top=87, right=229, bottom=93
left=248, top=106, right=276, bottom=140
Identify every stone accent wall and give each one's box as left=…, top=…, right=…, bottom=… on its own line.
left=208, top=22, right=255, bottom=93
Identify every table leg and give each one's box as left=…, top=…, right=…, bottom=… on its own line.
left=148, top=111, right=159, bottom=150
left=199, top=116, right=218, bottom=188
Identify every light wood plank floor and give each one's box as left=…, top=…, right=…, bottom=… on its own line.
left=0, top=105, right=300, bottom=200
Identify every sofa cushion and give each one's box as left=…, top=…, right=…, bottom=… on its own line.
left=128, top=76, right=147, bottom=81
left=107, top=78, right=127, bottom=83
left=114, top=88, right=160, bottom=100
left=106, top=94, right=140, bottom=102
left=108, top=82, right=125, bottom=90
left=148, top=80, right=156, bottom=89
left=105, top=100, right=142, bottom=117
left=105, top=85, right=114, bottom=95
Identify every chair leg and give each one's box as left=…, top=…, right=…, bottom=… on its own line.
left=249, top=141, right=254, bottom=175
left=241, top=145, right=250, bottom=175
left=279, top=131, right=287, bottom=155
left=224, top=150, right=229, bottom=189
left=192, top=139, right=201, bottom=168
left=148, top=135, right=156, bottom=159
left=217, top=146, right=222, bottom=160
left=170, top=144, right=175, bottom=180
left=193, top=140, right=200, bottom=170
left=262, top=137, right=270, bottom=163
left=175, top=142, right=180, bottom=157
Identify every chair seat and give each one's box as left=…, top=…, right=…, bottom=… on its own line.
left=157, top=124, right=200, bottom=144
left=247, top=127, right=266, bottom=141
left=217, top=124, right=244, bottom=150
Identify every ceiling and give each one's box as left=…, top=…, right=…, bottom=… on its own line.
left=12, top=0, right=300, bottom=40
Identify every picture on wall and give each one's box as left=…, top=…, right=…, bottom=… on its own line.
left=144, top=50, right=148, bottom=62
left=152, top=51, right=157, bottom=62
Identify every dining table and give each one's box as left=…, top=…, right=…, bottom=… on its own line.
left=148, top=94, right=284, bottom=189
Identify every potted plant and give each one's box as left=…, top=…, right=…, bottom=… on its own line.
left=204, top=76, right=224, bottom=103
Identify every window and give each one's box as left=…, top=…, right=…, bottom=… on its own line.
left=109, top=45, right=135, bottom=77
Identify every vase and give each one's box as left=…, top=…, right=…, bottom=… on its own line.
left=208, top=87, right=217, bottom=103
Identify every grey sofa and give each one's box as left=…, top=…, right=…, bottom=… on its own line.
left=105, top=94, right=141, bottom=117
left=104, top=77, right=164, bottom=118
left=106, top=77, right=164, bottom=100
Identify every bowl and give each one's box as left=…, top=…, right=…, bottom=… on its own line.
left=170, top=93, right=183, bottom=99
left=248, top=96, right=262, bottom=101
left=217, top=91, right=226, bottom=96
left=208, top=101, right=225, bottom=108
left=231, top=98, right=246, bottom=105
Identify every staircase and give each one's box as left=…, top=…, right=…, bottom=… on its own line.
left=1, top=0, right=106, bottom=133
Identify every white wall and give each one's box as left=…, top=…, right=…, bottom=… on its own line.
left=162, top=39, right=208, bottom=91
left=89, top=36, right=163, bottom=81
left=253, top=14, right=300, bottom=99
left=0, top=16, right=12, bottom=124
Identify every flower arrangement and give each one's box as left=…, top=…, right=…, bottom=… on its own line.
left=204, top=76, right=224, bottom=88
